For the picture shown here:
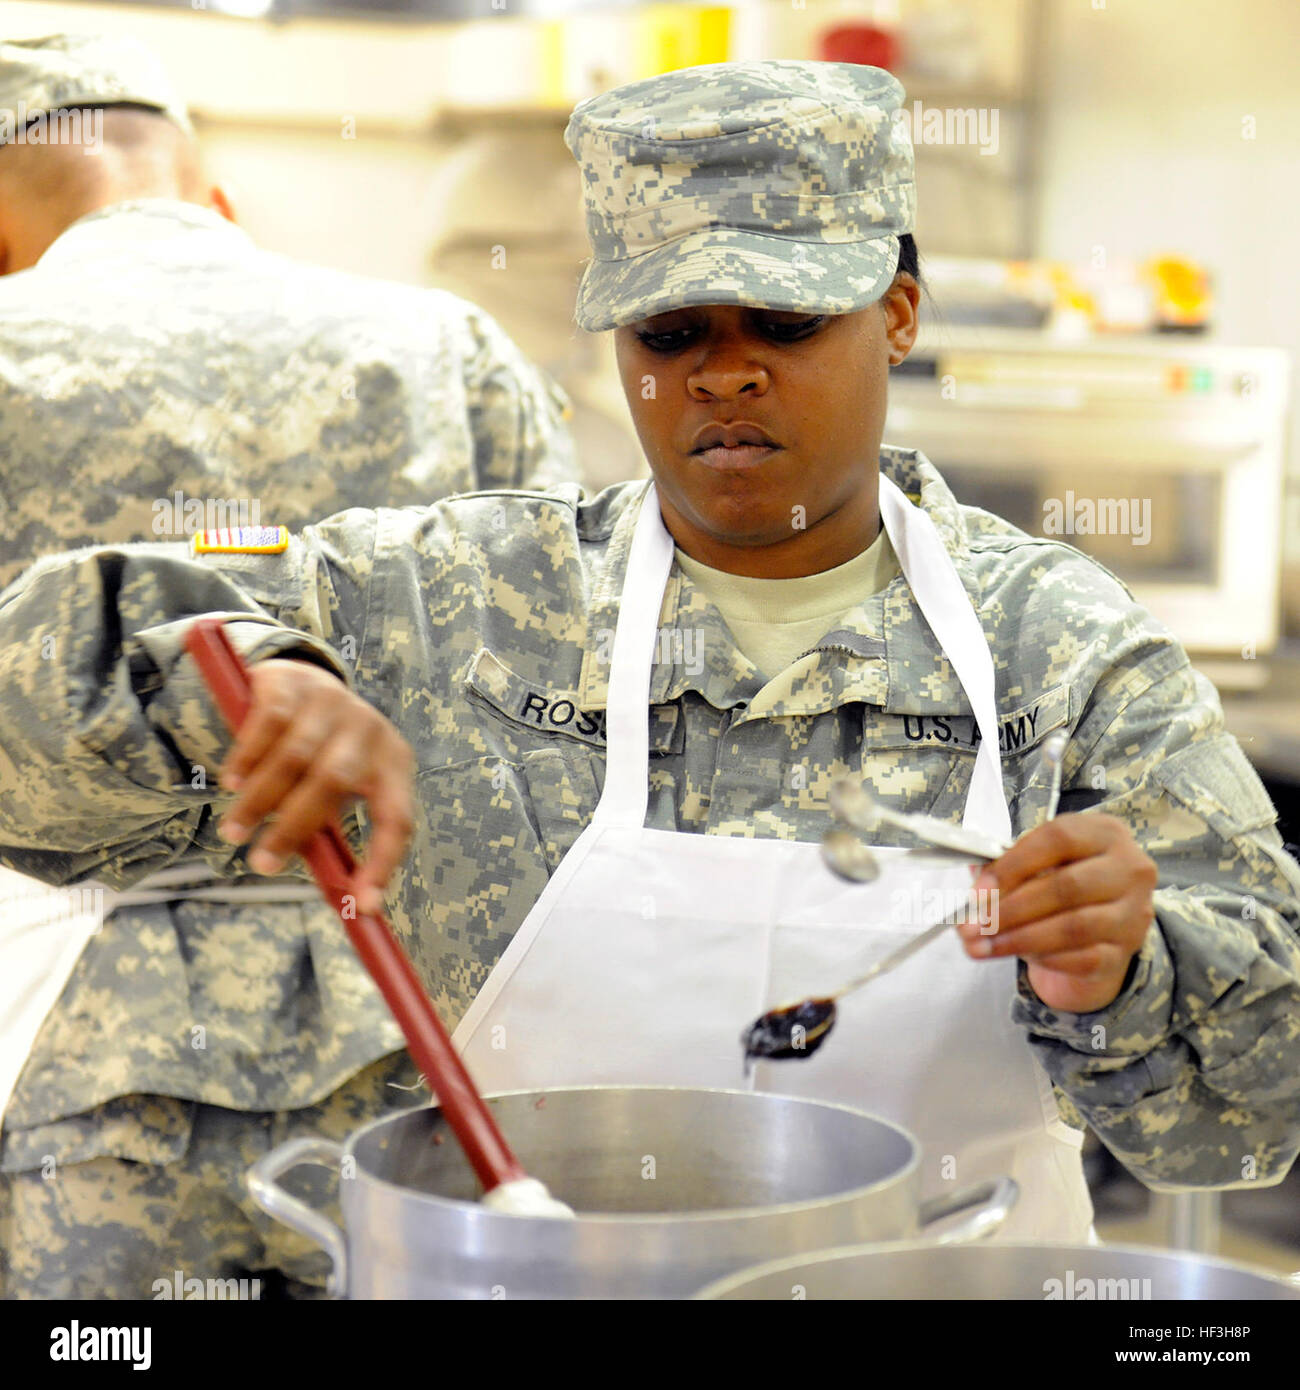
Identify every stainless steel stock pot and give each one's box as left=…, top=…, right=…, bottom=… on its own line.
left=247, top=1085, right=1017, bottom=1299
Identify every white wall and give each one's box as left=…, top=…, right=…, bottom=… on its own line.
left=199, top=122, right=450, bottom=287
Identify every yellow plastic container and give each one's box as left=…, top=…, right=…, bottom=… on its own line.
left=635, top=4, right=731, bottom=78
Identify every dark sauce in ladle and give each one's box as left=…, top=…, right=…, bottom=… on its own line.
left=741, top=997, right=837, bottom=1071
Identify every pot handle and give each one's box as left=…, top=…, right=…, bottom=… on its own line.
left=246, top=1137, right=348, bottom=1296
left=917, top=1176, right=1019, bottom=1244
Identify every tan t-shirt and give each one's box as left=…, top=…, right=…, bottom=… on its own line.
left=674, top=524, right=902, bottom=681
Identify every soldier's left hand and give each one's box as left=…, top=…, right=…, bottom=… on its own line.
left=956, top=813, right=1158, bottom=1014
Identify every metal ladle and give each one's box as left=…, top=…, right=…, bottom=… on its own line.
left=749, top=732, right=1072, bottom=1064
left=741, top=899, right=976, bottom=1067
left=819, top=731, right=1069, bottom=884
left=830, top=776, right=1013, bottom=858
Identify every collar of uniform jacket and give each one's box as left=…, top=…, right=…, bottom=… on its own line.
left=575, top=445, right=982, bottom=723
left=34, top=197, right=252, bottom=269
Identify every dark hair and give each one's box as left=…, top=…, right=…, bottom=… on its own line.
left=896, top=232, right=922, bottom=288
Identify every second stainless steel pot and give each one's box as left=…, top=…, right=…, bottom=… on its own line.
left=694, top=1240, right=1300, bottom=1300
left=247, top=1085, right=1017, bottom=1299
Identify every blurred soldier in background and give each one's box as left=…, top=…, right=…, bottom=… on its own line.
left=0, top=34, right=577, bottom=586
left=0, top=33, right=578, bottom=1298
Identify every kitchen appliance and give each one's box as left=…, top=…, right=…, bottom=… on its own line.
left=247, top=1086, right=1017, bottom=1299
left=695, top=1240, right=1300, bottom=1300
left=887, top=327, right=1291, bottom=690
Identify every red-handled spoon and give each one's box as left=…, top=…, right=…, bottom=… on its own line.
left=184, top=618, right=572, bottom=1217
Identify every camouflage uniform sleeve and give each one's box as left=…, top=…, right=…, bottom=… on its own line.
left=1011, top=626, right=1300, bottom=1190
left=0, top=515, right=376, bottom=891
left=457, top=300, right=580, bottom=492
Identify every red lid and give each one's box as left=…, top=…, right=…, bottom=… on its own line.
left=818, top=23, right=901, bottom=72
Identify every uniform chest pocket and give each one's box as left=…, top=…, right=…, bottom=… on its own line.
left=462, top=646, right=681, bottom=757
left=859, top=684, right=1071, bottom=823
left=0, top=1095, right=194, bottom=1173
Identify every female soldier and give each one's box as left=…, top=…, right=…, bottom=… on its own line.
left=1, top=61, right=1298, bottom=1251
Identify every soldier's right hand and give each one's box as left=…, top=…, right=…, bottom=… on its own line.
left=216, top=657, right=414, bottom=914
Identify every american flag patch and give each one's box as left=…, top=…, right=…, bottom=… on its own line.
left=191, top=525, right=289, bottom=556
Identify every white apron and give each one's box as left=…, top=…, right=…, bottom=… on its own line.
left=453, top=480, right=1095, bottom=1251
left=453, top=478, right=1094, bottom=1241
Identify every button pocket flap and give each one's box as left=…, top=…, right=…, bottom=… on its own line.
left=1, top=1096, right=194, bottom=1173
left=999, top=683, right=1070, bottom=756
left=464, top=647, right=679, bottom=754
left=1152, top=734, right=1278, bottom=838
left=866, top=682, right=1070, bottom=754
left=465, top=647, right=604, bottom=745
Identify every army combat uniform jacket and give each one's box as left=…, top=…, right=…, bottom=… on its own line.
left=0, top=198, right=578, bottom=1156
left=2, top=446, right=1298, bottom=1189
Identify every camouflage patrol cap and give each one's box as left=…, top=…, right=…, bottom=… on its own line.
left=0, top=33, right=193, bottom=147
left=564, top=59, right=915, bottom=331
